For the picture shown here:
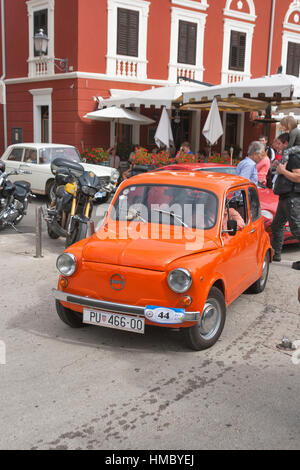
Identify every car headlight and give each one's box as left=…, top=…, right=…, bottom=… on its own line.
left=168, top=268, right=192, bottom=293
left=111, top=169, right=119, bottom=183
left=261, top=210, right=274, bottom=220
left=56, top=253, right=77, bottom=277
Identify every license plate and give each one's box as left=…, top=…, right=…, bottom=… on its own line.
left=83, top=308, right=145, bottom=334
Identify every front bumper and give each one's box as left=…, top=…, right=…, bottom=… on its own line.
left=52, top=289, right=200, bottom=322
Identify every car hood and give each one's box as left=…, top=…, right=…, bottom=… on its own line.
left=81, top=162, right=115, bottom=177
left=258, top=187, right=279, bottom=213
left=82, top=224, right=219, bottom=270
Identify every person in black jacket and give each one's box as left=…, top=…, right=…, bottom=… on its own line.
left=271, top=140, right=300, bottom=266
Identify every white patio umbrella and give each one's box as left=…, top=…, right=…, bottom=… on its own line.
left=154, top=106, right=174, bottom=149
left=84, top=106, right=155, bottom=125
left=183, top=74, right=300, bottom=106
left=97, top=83, right=208, bottom=109
left=202, top=97, right=223, bottom=146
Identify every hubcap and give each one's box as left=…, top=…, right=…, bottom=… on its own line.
left=260, top=255, right=269, bottom=287
left=199, top=299, right=221, bottom=340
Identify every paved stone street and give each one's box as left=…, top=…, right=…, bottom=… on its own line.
left=0, top=197, right=300, bottom=450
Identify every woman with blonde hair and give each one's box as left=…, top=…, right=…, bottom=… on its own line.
left=280, top=115, right=300, bottom=148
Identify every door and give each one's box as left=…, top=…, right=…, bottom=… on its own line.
left=221, top=187, right=257, bottom=301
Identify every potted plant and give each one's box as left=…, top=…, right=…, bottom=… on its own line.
left=154, top=150, right=174, bottom=167
left=175, top=152, right=197, bottom=163
left=81, top=147, right=109, bottom=165
left=132, top=147, right=154, bottom=169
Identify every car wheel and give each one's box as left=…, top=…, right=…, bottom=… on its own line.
left=183, top=287, right=226, bottom=351
left=246, top=251, right=270, bottom=294
left=55, top=300, right=86, bottom=328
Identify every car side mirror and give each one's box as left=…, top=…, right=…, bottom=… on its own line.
left=227, top=219, right=238, bottom=236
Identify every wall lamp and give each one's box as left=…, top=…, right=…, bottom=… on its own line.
left=34, top=28, right=68, bottom=73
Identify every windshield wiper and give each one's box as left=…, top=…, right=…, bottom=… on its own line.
left=152, top=209, right=188, bottom=228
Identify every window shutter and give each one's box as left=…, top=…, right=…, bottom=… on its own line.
left=178, top=20, right=197, bottom=65
left=287, top=42, right=300, bottom=77
left=117, top=8, right=139, bottom=57
left=229, top=31, right=246, bottom=71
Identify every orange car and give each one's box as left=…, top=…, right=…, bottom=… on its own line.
left=53, top=171, right=272, bottom=350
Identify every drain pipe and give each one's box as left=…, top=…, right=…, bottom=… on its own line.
left=267, top=0, right=276, bottom=76
left=0, top=0, right=7, bottom=149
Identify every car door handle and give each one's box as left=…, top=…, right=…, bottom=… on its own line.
left=251, top=228, right=256, bottom=233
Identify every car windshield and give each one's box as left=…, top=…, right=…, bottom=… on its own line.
left=196, top=167, right=236, bottom=175
left=39, top=147, right=80, bottom=164
left=111, top=184, right=218, bottom=229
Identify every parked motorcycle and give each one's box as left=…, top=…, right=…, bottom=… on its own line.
left=0, top=160, right=33, bottom=231
left=43, top=157, right=103, bottom=247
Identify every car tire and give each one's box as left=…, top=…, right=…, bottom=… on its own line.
left=183, top=287, right=226, bottom=351
left=47, top=222, right=60, bottom=239
left=55, top=300, right=86, bottom=328
left=246, top=251, right=270, bottom=294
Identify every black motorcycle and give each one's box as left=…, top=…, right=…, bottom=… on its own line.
left=44, top=157, right=103, bottom=247
left=0, top=160, right=33, bottom=231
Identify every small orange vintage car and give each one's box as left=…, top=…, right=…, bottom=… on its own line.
left=53, top=171, right=272, bottom=350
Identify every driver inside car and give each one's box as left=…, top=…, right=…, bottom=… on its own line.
left=222, top=206, right=246, bottom=232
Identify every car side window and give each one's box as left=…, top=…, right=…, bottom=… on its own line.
left=223, top=189, right=248, bottom=231
left=24, top=148, right=37, bottom=164
left=7, top=148, right=23, bottom=161
left=248, top=187, right=261, bottom=222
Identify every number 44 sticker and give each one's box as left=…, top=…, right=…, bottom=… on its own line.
left=144, top=306, right=185, bottom=324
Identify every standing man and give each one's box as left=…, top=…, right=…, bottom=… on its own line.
left=259, top=135, right=275, bottom=161
left=236, top=141, right=263, bottom=185
left=271, top=137, right=300, bottom=265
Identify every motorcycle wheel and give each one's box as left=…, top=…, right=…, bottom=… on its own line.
left=47, top=222, right=60, bottom=239
left=65, top=221, right=87, bottom=248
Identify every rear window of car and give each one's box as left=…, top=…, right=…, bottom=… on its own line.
left=197, top=167, right=236, bottom=175
left=7, top=148, right=23, bottom=161
left=111, top=184, right=219, bottom=229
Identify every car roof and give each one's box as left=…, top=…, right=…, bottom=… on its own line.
left=123, top=170, right=253, bottom=193
left=6, top=143, right=76, bottom=149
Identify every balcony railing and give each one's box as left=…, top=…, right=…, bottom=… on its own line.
left=106, top=55, right=147, bottom=80
left=168, top=63, right=203, bottom=83
left=28, top=56, right=54, bottom=77
left=222, top=70, right=251, bottom=84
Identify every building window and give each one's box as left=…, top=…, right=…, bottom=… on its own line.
left=282, top=3, right=300, bottom=77
left=229, top=31, right=246, bottom=71
left=221, top=0, right=256, bottom=83
left=27, top=0, right=55, bottom=77
left=34, top=9, right=48, bottom=56
left=168, top=7, right=207, bottom=83
left=117, top=8, right=139, bottom=57
left=177, top=20, right=197, bottom=65
left=286, top=41, right=300, bottom=77
left=106, top=0, right=150, bottom=80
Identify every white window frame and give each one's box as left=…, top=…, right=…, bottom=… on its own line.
left=26, top=0, right=55, bottom=77
left=281, top=30, right=300, bottom=77
left=221, top=18, right=255, bottom=84
left=171, top=0, right=209, bottom=12
left=29, top=88, right=53, bottom=143
left=106, top=0, right=150, bottom=80
left=223, top=0, right=256, bottom=22
left=283, top=1, right=300, bottom=33
left=168, top=7, right=207, bottom=83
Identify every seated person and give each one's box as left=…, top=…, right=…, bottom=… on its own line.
left=25, top=149, right=37, bottom=163
left=222, top=207, right=245, bottom=232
